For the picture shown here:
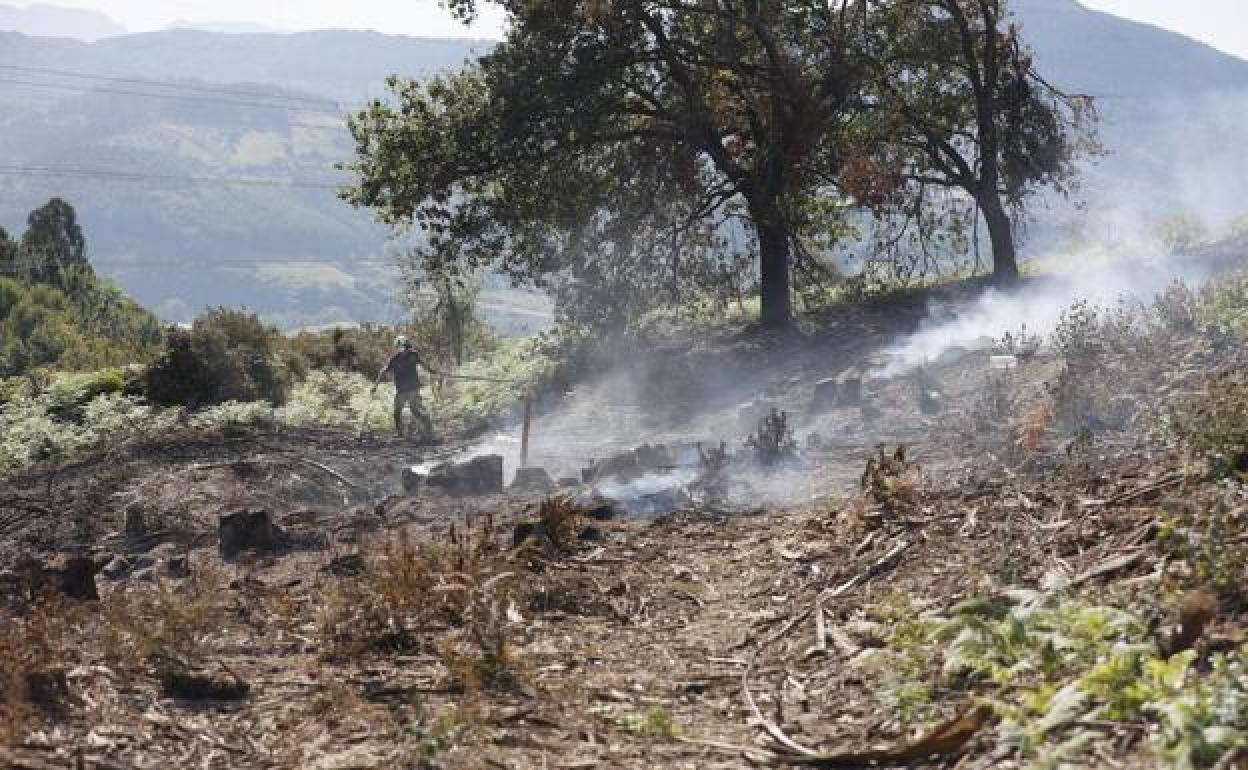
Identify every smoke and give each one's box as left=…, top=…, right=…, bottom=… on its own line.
left=874, top=254, right=1216, bottom=379
left=875, top=87, right=1248, bottom=379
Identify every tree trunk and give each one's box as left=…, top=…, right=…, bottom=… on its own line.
left=979, top=193, right=1019, bottom=284
left=756, top=217, right=793, bottom=329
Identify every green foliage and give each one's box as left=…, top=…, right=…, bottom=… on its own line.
left=144, top=308, right=291, bottom=408
left=878, top=592, right=1248, bottom=769
left=0, top=374, right=180, bottom=475
left=0, top=200, right=164, bottom=377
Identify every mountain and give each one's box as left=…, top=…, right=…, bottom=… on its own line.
left=1013, top=0, right=1248, bottom=98
left=166, top=21, right=292, bottom=36
left=0, top=2, right=125, bottom=40
left=1011, top=0, right=1248, bottom=232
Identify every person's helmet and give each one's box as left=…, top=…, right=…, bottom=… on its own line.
left=395, top=335, right=413, bottom=351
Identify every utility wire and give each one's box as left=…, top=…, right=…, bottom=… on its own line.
left=0, top=75, right=356, bottom=117
left=0, top=63, right=348, bottom=108
left=0, top=164, right=347, bottom=190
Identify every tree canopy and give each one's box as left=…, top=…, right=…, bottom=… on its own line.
left=346, top=0, right=1095, bottom=329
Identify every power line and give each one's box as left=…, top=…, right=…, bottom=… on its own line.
left=0, top=165, right=348, bottom=190
left=0, top=63, right=347, bottom=109
left=0, top=75, right=356, bottom=118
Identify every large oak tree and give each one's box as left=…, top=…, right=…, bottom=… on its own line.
left=346, top=0, right=872, bottom=329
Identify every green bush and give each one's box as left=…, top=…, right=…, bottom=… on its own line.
left=144, top=308, right=291, bottom=408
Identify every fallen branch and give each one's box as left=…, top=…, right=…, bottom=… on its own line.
left=293, top=457, right=365, bottom=492
left=741, top=539, right=915, bottom=758
left=774, top=703, right=994, bottom=767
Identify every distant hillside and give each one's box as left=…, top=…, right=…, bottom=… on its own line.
left=1013, top=0, right=1248, bottom=97
left=0, top=28, right=492, bottom=103
left=0, top=29, right=556, bottom=332
left=1012, top=0, right=1248, bottom=229
left=0, top=2, right=125, bottom=40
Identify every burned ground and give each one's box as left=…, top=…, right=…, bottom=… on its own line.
left=2, top=279, right=1246, bottom=770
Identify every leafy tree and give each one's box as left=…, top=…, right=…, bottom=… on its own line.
left=0, top=201, right=164, bottom=376
left=0, top=227, right=16, bottom=277
left=21, top=198, right=92, bottom=289
left=346, top=0, right=873, bottom=329
left=863, top=0, right=1098, bottom=283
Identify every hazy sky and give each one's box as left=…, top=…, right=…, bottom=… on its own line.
left=12, top=1, right=1248, bottom=59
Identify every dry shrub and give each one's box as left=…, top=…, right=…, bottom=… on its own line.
left=103, top=561, right=227, bottom=667
left=537, top=495, right=582, bottom=552
left=1160, top=488, right=1247, bottom=603
left=319, top=521, right=505, bottom=659
left=318, top=522, right=528, bottom=692
left=440, top=579, right=526, bottom=693
left=1013, top=402, right=1053, bottom=457
left=1176, top=369, right=1248, bottom=480
left=746, top=408, right=798, bottom=467
left=0, top=604, right=76, bottom=738
left=861, top=445, right=921, bottom=517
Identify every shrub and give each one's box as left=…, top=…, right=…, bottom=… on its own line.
left=144, top=308, right=291, bottom=408
left=1176, top=369, right=1248, bottom=480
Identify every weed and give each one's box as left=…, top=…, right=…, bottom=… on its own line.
left=861, top=445, right=920, bottom=515
left=745, top=408, right=798, bottom=467
left=1052, top=299, right=1103, bottom=364
left=993, top=324, right=1042, bottom=358
left=318, top=523, right=525, bottom=694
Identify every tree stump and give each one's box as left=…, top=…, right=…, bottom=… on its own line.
left=59, top=555, right=99, bottom=600
left=218, top=509, right=276, bottom=560
left=511, top=466, right=555, bottom=492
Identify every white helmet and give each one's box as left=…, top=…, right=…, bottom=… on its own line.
left=394, top=335, right=412, bottom=350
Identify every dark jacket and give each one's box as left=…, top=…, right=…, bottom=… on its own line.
left=382, top=350, right=423, bottom=392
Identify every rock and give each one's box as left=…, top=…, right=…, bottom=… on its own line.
left=58, top=555, right=99, bottom=601
left=123, top=505, right=146, bottom=536
left=810, top=375, right=863, bottom=413
left=99, top=555, right=131, bottom=580
left=164, top=556, right=190, bottom=579
left=511, top=466, right=555, bottom=492
left=860, top=403, right=883, bottom=424
left=131, top=567, right=156, bottom=582
left=512, top=521, right=539, bottom=548
left=218, top=509, right=277, bottom=560
left=24, top=668, right=70, bottom=705
left=919, top=390, right=943, bottom=415
left=809, top=378, right=841, bottom=413
left=587, top=445, right=676, bottom=483
left=161, top=667, right=250, bottom=701
left=935, top=345, right=972, bottom=366
left=737, top=399, right=780, bottom=433
left=400, top=467, right=425, bottom=493
left=426, top=454, right=504, bottom=496
left=578, top=526, right=606, bottom=542
left=322, top=553, right=366, bottom=577
left=146, top=543, right=180, bottom=561
left=583, top=499, right=621, bottom=521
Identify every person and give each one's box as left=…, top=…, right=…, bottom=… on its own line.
left=376, top=336, right=434, bottom=439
